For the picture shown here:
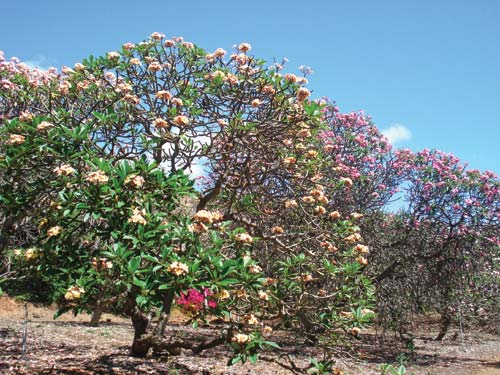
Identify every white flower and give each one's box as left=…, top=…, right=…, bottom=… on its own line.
left=65, top=285, right=85, bottom=301
left=85, top=171, right=109, bottom=184
left=231, top=333, right=250, bottom=344
left=235, top=233, right=253, bottom=244
left=167, top=261, right=189, bottom=276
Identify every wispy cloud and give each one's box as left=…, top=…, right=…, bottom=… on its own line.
left=23, top=55, right=52, bottom=71
left=381, top=124, right=412, bottom=145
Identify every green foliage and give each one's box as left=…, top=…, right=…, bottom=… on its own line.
left=380, top=364, right=415, bottom=375
left=307, top=358, right=336, bottom=374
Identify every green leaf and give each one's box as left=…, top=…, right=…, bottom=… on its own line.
left=53, top=305, right=73, bottom=319
left=218, top=278, right=239, bottom=286
left=128, top=256, right=141, bottom=274
left=264, top=341, right=280, bottom=349
left=141, top=254, right=158, bottom=263
left=135, top=295, right=147, bottom=308
left=75, top=203, right=91, bottom=210
left=152, top=265, right=162, bottom=272
left=116, top=159, right=131, bottom=180
left=229, top=355, right=242, bottom=366
left=132, top=278, right=147, bottom=289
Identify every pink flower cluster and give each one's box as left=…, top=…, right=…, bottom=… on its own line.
left=317, top=100, right=404, bottom=209
left=0, top=50, right=58, bottom=90
left=175, top=288, right=217, bottom=314
left=398, top=148, right=500, bottom=243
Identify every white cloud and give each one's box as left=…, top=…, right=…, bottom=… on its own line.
left=381, top=124, right=412, bottom=145
left=188, top=157, right=208, bottom=180
left=160, top=134, right=209, bottom=186
left=23, top=55, right=52, bottom=71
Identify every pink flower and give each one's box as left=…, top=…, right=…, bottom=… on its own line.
left=107, top=51, right=120, bottom=60
left=176, top=288, right=217, bottom=313
left=123, top=42, right=135, bottom=50
left=147, top=61, right=162, bottom=72
left=7, top=134, right=25, bottom=145
left=188, top=222, right=208, bottom=233
left=167, top=261, right=189, bottom=276
left=172, top=98, right=183, bottom=106
left=213, top=48, right=227, bottom=58
left=150, top=32, right=165, bottom=40
left=153, top=118, right=168, bottom=128
left=234, top=53, right=248, bottom=65
left=236, top=232, right=253, bottom=244
left=193, top=210, right=214, bottom=224
left=302, top=196, right=315, bottom=204
left=296, top=87, right=310, bottom=101
left=340, top=177, right=353, bottom=187
left=173, top=115, right=189, bottom=126
left=156, top=90, right=172, bottom=101
left=86, top=170, right=109, bottom=184
left=314, top=206, right=326, bottom=215
left=320, top=241, right=338, bottom=252
left=238, top=43, right=251, bottom=52
left=217, top=119, right=229, bottom=127
left=251, top=99, right=261, bottom=107
left=54, top=164, right=76, bottom=176
left=261, top=85, right=276, bottom=95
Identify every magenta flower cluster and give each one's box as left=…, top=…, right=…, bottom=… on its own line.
left=176, top=288, right=217, bottom=313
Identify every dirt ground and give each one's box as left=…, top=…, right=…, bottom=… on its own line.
left=1, top=296, right=500, bottom=375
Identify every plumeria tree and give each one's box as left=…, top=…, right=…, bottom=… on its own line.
left=368, top=148, right=500, bottom=338
left=0, top=33, right=374, bottom=368
left=208, top=100, right=409, bottom=343
left=194, top=94, right=381, bottom=344
left=318, top=101, right=406, bottom=214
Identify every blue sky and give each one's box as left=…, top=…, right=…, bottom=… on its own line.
left=2, top=0, right=499, bottom=174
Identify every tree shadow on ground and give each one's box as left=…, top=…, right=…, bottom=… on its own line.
left=353, top=331, right=500, bottom=371
left=2, top=322, right=500, bottom=375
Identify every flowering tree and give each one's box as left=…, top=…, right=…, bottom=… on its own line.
left=207, top=100, right=410, bottom=342
left=0, top=33, right=374, bottom=368
left=318, top=102, right=406, bottom=214
left=368, top=148, right=500, bottom=338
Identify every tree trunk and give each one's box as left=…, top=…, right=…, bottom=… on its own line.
left=89, top=306, right=103, bottom=326
left=123, top=294, right=151, bottom=357
left=153, top=290, right=175, bottom=338
left=435, top=310, right=451, bottom=341
left=130, top=309, right=151, bottom=357
left=0, top=218, right=14, bottom=253
left=297, top=310, right=319, bottom=345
